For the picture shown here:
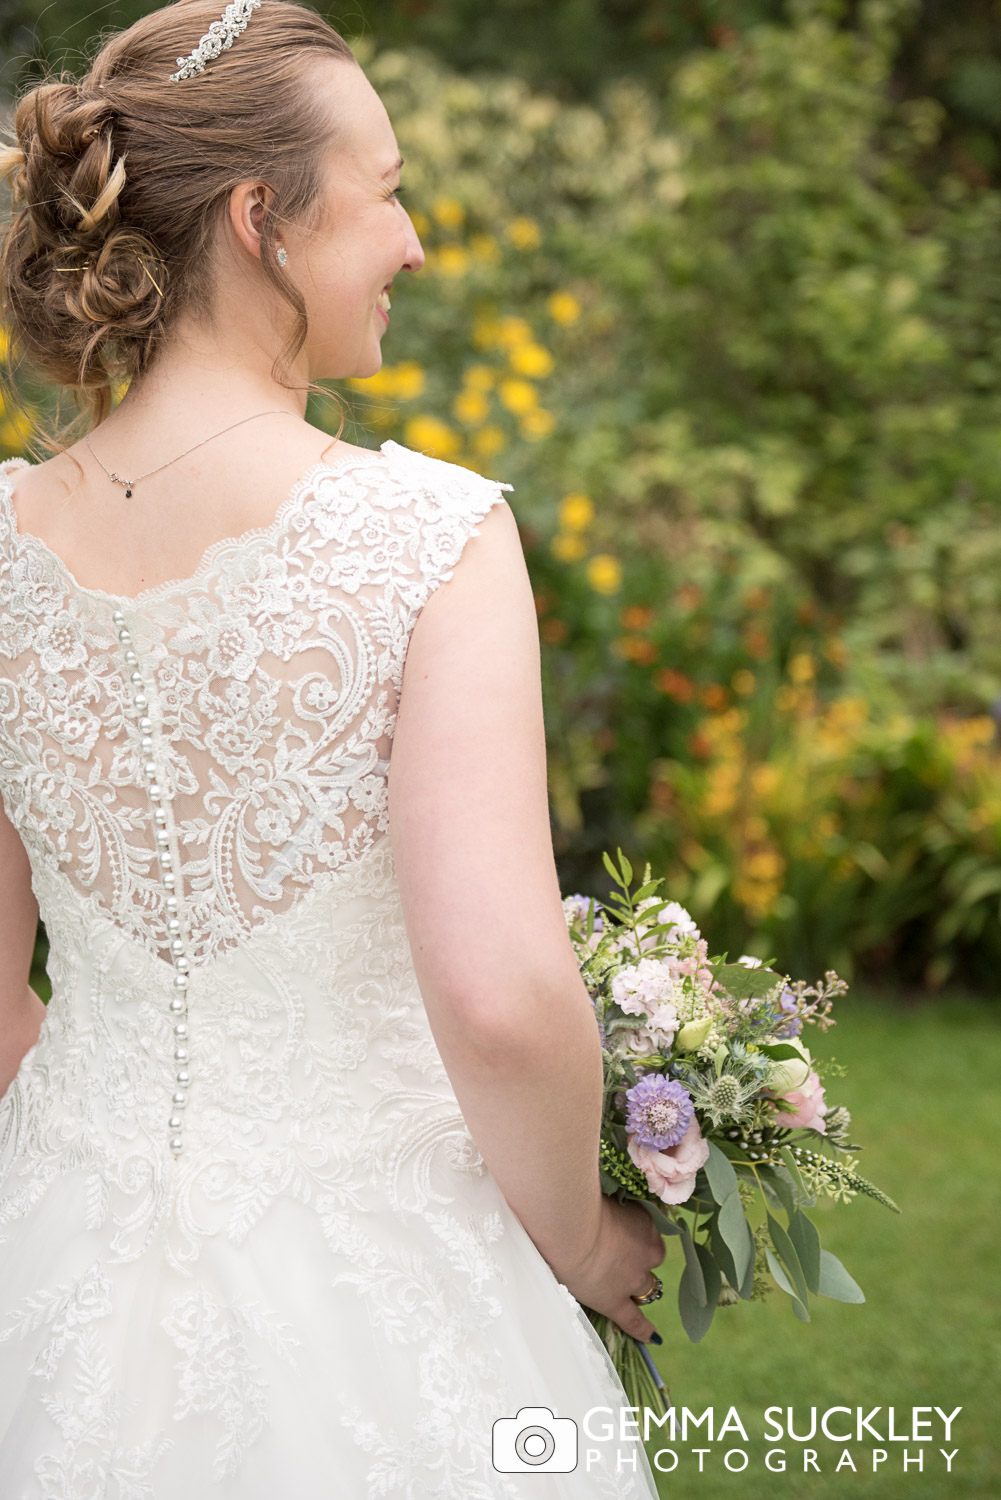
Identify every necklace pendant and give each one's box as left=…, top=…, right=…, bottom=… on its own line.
left=125, top=487, right=133, bottom=499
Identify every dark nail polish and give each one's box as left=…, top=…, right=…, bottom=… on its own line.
left=650, top=1332, right=663, bottom=1345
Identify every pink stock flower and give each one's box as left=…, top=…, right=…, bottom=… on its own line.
left=769, top=1068, right=828, bottom=1134
left=627, top=1115, right=710, bottom=1205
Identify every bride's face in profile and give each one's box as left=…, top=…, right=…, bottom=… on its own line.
left=282, top=59, right=425, bottom=382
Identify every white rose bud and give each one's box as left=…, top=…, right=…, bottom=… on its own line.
left=675, top=1017, right=713, bottom=1051
left=764, top=1036, right=812, bottom=1095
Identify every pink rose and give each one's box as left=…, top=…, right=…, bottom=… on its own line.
left=769, top=1068, right=828, bottom=1134
left=627, top=1116, right=710, bottom=1205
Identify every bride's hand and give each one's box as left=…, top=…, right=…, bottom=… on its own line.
left=551, top=1194, right=667, bottom=1343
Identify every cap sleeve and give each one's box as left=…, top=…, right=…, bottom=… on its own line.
left=381, top=439, right=514, bottom=633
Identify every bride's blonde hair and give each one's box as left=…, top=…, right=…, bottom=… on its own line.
left=0, top=0, right=356, bottom=457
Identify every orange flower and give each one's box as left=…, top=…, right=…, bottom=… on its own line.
left=656, top=669, right=696, bottom=702
left=620, top=604, right=654, bottom=631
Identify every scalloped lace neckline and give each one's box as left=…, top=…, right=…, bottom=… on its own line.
left=0, top=440, right=399, bottom=609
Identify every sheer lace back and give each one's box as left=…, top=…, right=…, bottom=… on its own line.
left=0, top=439, right=512, bottom=968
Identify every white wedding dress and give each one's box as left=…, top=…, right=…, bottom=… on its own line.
left=0, top=439, right=661, bottom=1499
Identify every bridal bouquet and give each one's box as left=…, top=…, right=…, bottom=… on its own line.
left=563, top=848, right=899, bottom=1414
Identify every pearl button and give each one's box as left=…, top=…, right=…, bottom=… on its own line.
left=115, top=615, right=193, bottom=1159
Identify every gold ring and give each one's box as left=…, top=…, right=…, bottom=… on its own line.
left=631, top=1274, right=663, bottom=1306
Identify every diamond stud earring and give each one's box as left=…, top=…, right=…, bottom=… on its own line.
left=276, top=246, right=288, bottom=268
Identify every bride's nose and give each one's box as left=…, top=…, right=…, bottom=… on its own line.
left=401, top=213, right=425, bottom=274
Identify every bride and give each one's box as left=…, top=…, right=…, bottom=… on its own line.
left=0, top=2, right=666, bottom=1494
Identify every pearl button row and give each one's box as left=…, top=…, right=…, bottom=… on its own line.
left=112, top=609, right=192, bottom=1158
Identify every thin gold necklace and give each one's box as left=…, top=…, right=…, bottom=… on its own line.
left=84, top=409, right=299, bottom=500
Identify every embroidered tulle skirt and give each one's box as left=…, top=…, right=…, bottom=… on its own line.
left=0, top=843, right=661, bottom=1498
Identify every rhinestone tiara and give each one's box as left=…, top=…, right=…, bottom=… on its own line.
left=170, top=0, right=263, bottom=82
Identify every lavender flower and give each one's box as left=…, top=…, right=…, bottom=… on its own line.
left=773, top=986, right=803, bottom=1038
left=625, top=1075, right=695, bottom=1150
left=564, top=893, right=604, bottom=933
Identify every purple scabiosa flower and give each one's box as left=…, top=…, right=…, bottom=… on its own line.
left=625, top=1074, right=695, bottom=1151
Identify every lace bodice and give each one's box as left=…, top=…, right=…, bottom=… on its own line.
left=0, top=439, right=512, bottom=970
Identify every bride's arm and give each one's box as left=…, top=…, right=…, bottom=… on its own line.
left=389, top=499, right=610, bottom=1273
left=0, top=800, right=44, bottom=1098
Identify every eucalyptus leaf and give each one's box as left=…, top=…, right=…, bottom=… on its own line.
left=642, top=1201, right=684, bottom=1236
left=779, top=1145, right=816, bottom=1207
left=765, top=1246, right=810, bottom=1320
left=787, top=1208, right=822, bottom=1294
left=766, top=1210, right=810, bottom=1309
left=818, top=1248, right=866, bottom=1303
left=704, top=1141, right=739, bottom=1205
left=678, top=1241, right=721, bottom=1343
left=713, top=963, right=782, bottom=1001
left=717, top=1191, right=755, bottom=1287
left=757, top=1164, right=796, bottom=1218
left=708, top=1209, right=738, bottom=1287
left=678, top=1221, right=706, bottom=1306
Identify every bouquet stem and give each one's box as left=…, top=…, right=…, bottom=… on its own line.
left=588, top=1312, right=672, bottom=1418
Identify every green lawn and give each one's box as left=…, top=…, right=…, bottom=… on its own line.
left=639, top=990, right=1000, bottom=1498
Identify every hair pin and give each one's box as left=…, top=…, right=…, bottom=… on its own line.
left=170, top=0, right=263, bottom=82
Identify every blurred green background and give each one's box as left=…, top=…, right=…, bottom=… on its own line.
left=7, top=0, right=1001, bottom=991
left=5, top=0, right=1001, bottom=991
left=2, top=4, right=999, bottom=1494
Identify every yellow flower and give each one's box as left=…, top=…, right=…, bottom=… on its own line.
left=520, top=407, right=555, bottom=440
left=587, top=554, right=622, bottom=594
left=473, top=425, right=506, bottom=457
left=434, top=243, right=470, bottom=278
left=508, top=342, right=554, bottom=378
left=732, top=669, right=756, bottom=696
left=432, top=196, right=465, bottom=230
left=410, top=210, right=431, bottom=239
left=498, top=378, right=538, bottom=415
left=404, top=414, right=460, bottom=458
left=496, top=316, right=534, bottom=349
left=559, top=492, right=594, bottom=531
left=453, top=389, right=489, bottom=427
left=348, top=360, right=425, bottom=401
left=505, top=217, right=542, bottom=251
left=551, top=532, right=588, bottom=562
left=463, top=364, right=495, bottom=392
left=470, top=234, right=500, bottom=262
left=391, top=361, right=427, bottom=401
left=0, top=409, right=33, bottom=443
left=547, top=291, right=581, bottom=325
left=789, top=652, right=816, bottom=684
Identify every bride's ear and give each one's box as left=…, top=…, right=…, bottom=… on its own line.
left=227, top=180, right=276, bottom=265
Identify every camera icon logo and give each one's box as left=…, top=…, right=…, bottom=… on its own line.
left=492, top=1406, right=578, bottom=1473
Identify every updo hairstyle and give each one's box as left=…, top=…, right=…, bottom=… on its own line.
left=0, top=0, right=356, bottom=454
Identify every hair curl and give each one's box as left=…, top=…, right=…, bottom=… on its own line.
left=0, top=0, right=357, bottom=458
